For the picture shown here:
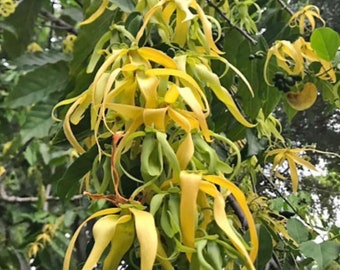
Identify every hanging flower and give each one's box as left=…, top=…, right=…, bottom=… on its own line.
left=289, top=5, right=325, bottom=34
left=27, top=42, right=43, bottom=53
left=266, top=147, right=317, bottom=193
left=0, top=0, right=16, bottom=17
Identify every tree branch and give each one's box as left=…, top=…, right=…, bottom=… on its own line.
left=0, top=183, right=83, bottom=202
left=39, top=8, right=78, bottom=35
left=277, top=0, right=294, bottom=16
left=205, top=0, right=258, bottom=45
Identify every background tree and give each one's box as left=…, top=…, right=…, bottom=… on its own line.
left=0, top=0, right=339, bottom=269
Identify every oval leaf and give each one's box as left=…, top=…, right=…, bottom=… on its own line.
left=311, top=27, right=340, bottom=61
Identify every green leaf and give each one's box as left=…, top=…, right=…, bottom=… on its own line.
left=141, top=132, right=163, bottom=181
left=69, top=2, right=115, bottom=76
left=13, top=52, right=71, bottom=70
left=20, top=102, right=55, bottom=143
left=125, top=12, right=143, bottom=37
left=57, top=144, right=98, bottom=200
left=287, top=218, right=309, bottom=244
left=311, top=27, right=340, bottom=62
left=282, top=253, right=298, bottom=270
left=150, top=193, right=167, bottom=216
left=23, top=141, right=39, bottom=166
left=112, top=0, right=135, bottom=13
left=300, top=240, right=340, bottom=269
left=319, top=241, right=340, bottom=268
left=64, top=210, right=77, bottom=227
left=255, top=224, right=273, bottom=270
left=4, top=62, right=69, bottom=108
left=0, top=22, right=17, bottom=37
left=61, top=7, right=84, bottom=22
left=161, top=203, right=174, bottom=238
left=245, top=129, right=266, bottom=157
left=2, top=0, right=43, bottom=58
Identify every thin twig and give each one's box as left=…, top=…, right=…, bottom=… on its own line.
left=0, top=184, right=83, bottom=202
left=277, top=0, right=294, bottom=16
left=260, top=174, right=301, bottom=215
left=227, top=194, right=248, bottom=230
left=205, top=0, right=258, bottom=45
left=40, top=8, right=77, bottom=35
left=74, top=0, right=83, bottom=8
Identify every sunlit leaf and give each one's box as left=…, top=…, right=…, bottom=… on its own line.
left=311, top=27, right=340, bottom=61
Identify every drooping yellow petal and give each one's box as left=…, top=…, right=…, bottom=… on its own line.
left=105, top=103, right=144, bottom=121
left=180, top=171, right=201, bottom=257
left=191, top=1, right=223, bottom=54
left=162, top=1, right=176, bottom=25
left=197, top=191, right=213, bottom=231
left=176, top=109, right=201, bottom=130
left=263, top=49, right=275, bottom=85
left=174, top=0, right=195, bottom=21
left=177, top=86, right=210, bottom=140
left=136, top=0, right=167, bottom=43
left=79, top=0, right=109, bottom=26
left=137, top=73, right=159, bottom=108
left=286, top=152, right=317, bottom=171
left=194, top=62, right=254, bottom=128
left=138, top=47, right=178, bottom=69
left=198, top=181, right=255, bottom=269
left=69, top=92, right=92, bottom=125
left=286, top=155, right=299, bottom=193
left=168, top=107, right=191, bottom=132
left=176, top=133, right=194, bottom=169
left=52, top=94, right=84, bottom=122
left=289, top=5, right=325, bottom=34
left=143, top=108, right=168, bottom=131
left=145, top=68, right=210, bottom=116
left=174, top=8, right=190, bottom=47
left=203, top=175, right=258, bottom=264
left=63, top=94, right=89, bottom=154
left=130, top=208, right=158, bottom=270
left=164, top=84, right=180, bottom=104
left=63, top=208, right=121, bottom=270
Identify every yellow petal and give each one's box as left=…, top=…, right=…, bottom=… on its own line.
left=143, top=108, right=168, bottom=131
left=194, top=62, right=254, bottom=128
left=138, top=47, right=178, bottom=69
left=286, top=152, right=317, bottom=171
left=136, top=0, right=167, bottom=43
left=180, top=171, right=201, bottom=255
left=203, top=175, right=258, bottom=264
left=130, top=208, right=158, bottom=270
left=168, top=107, right=191, bottom=132
left=63, top=208, right=121, bottom=270
left=105, top=103, right=144, bottom=121
left=137, top=73, right=159, bottom=108
left=79, top=0, right=109, bottom=26
left=198, top=180, right=255, bottom=269
left=176, top=133, right=194, bottom=169
left=286, top=155, right=299, bottom=193
left=63, top=95, right=89, bottom=154
left=177, top=86, right=210, bottom=140
left=162, top=1, right=176, bottom=25
left=174, top=9, right=190, bottom=47
left=145, top=68, right=210, bottom=117
left=164, top=84, right=180, bottom=104
left=191, top=1, right=223, bottom=54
